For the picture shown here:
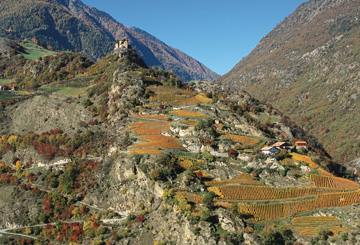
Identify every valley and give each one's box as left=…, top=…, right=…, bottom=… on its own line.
left=0, top=40, right=360, bottom=244
left=1, top=0, right=360, bottom=244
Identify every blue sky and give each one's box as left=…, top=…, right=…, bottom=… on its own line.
left=82, top=0, right=307, bottom=75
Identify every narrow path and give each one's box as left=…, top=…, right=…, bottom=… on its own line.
left=0, top=216, right=126, bottom=240
left=0, top=230, right=37, bottom=240
left=77, top=201, right=105, bottom=212
left=0, top=223, right=54, bottom=240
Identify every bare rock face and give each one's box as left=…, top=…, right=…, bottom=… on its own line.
left=0, top=37, right=19, bottom=57
left=244, top=232, right=261, bottom=245
left=6, top=93, right=92, bottom=136
left=107, top=68, right=147, bottom=122
left=0, top=185, right=43, bottom=229
left=83, top=155, right=163, bottom=216
left=214, top=208, right=245, bottom=233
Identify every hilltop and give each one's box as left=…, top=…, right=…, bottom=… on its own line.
left=217, top=0, right=360, bottom=164
left=0, top=39, right=360, bottom=244
left=0, top=0, right=218, bottom=82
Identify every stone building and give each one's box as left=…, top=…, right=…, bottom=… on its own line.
left=114, top=39, right=128, bottom=50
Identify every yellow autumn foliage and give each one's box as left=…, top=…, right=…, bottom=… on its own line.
left=169, top=110, right=205, bottom=117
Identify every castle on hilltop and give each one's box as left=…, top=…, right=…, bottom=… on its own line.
left=114, top=39, right=128, bottom=50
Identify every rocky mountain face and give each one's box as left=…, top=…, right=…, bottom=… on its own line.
left=0, top=0, right=218, bottom=82
left=1, top=42, right=360, bottom=244
left=217, top=0, right=360, bottom=163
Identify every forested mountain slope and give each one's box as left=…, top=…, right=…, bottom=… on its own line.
left=0, top=0, right=218, bottom=82
left=217, top=0, right=360, bottom=163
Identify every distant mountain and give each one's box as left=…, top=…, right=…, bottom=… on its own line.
left=0, top=0, right=218, bottom=82
left=217, top=0, right=360, bottom=163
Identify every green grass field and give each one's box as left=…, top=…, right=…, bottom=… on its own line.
left=37, top=76, right=94, bottom=97
left=37, top=86, right=87, bottom=97
left=259, top=112, right=281, bottom=124
left=0, top=91, right=29, bottom=101
left=0, top=79, right=10, bottom=85
left=18, top=41, right=56, bottom=60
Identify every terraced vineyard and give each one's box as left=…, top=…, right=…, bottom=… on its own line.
left=216, top=189, right=360, bottom=221
left=146, top=86, right=211, bottom=106
left=169, top=110, right=205, bottom=118
left=170, top=94, right=212, bottom=106
left=208, top=186, right=336, bottom=201
left=292, top=216, right=344, bottom=237
left=126, top=85, right=212, bottom=155
left=290, top=153, right=318, bottom=169
left=125, top=83, right=360, bottom=226
left=223, top=134, right=260, bottom=146
left=205, top=173, right=264, bottom=186
left=127, top=115, right=183, bottom=155
left=207, top=157, right=360, bottom=222
left=176, top=156, right=206, bottom=169
left=310, top=174, right=359, bottom=190
left=212, top=184, right=360, bottom=221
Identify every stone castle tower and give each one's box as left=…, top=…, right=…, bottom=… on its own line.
left=114, top=39, right=129, bottom=50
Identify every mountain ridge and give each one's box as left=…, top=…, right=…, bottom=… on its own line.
left=217, top=0, right=360, bottom=163
left=0, top=0, right=218, bottom=82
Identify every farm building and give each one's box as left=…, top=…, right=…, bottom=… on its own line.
left=272, top=141, right=292, bottom=150
left=261, top=146, right=279, bottom=155
left=295, top=141, right=308, bottom=148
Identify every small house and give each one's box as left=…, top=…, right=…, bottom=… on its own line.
left=272, top=141, right=292, bottom=150
left=295, top=141, right=308, bottom=147
left=261, top=146, right=279, bottom=155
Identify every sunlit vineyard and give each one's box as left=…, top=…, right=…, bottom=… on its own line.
left=208, top=187, right=225, bottom=199
left=127, top=117, right=182, bottom=155
left=205, top=173, right=264, bottom=186
left=208, top=185, right=332, bottom=201
left=176, top=156, right=205, bottom=169
left=176, top=191, right=203, bottom=204
left=132, top=114, right=168, bottom=120
left=290, top=153, right=318, bottom=169
left=171, top=95, right=212, bottom=105
left=223, top=133, right=260, bottom=146
left=317, top=167, right=334, bottom=177
left=182, top=120, right=198, bottom=125
left=149, top=93, right=185, bottom=102
left=209, top=166, right=360, bottom=221
left=216, top=189, right=360, bottom=221
left=292, top=216, right=344, bottom=237
left=147, top=86, right=196, bottom=96
left=169, top=110, right=205, bottom=117
left=127, top=120, right=170, bottom=135
left=310, top=174, right=359, bottom=190
left=194, top=170, right=211, bottom=178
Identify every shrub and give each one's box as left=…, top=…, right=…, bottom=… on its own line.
left=187, top=213, right=199, bottom=225
left=82, top=99, right=93, bottom=108
left=202, top=192, right=215, bottom=209
left=340, top=231, right=348, bottom=241
left=200, top=208, right=211, bottom=221
left=203, top=150, right=214, bottom=162
left=228, top=148, right=238, bottom=158
left=150, top=169, right=162, bottom=181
